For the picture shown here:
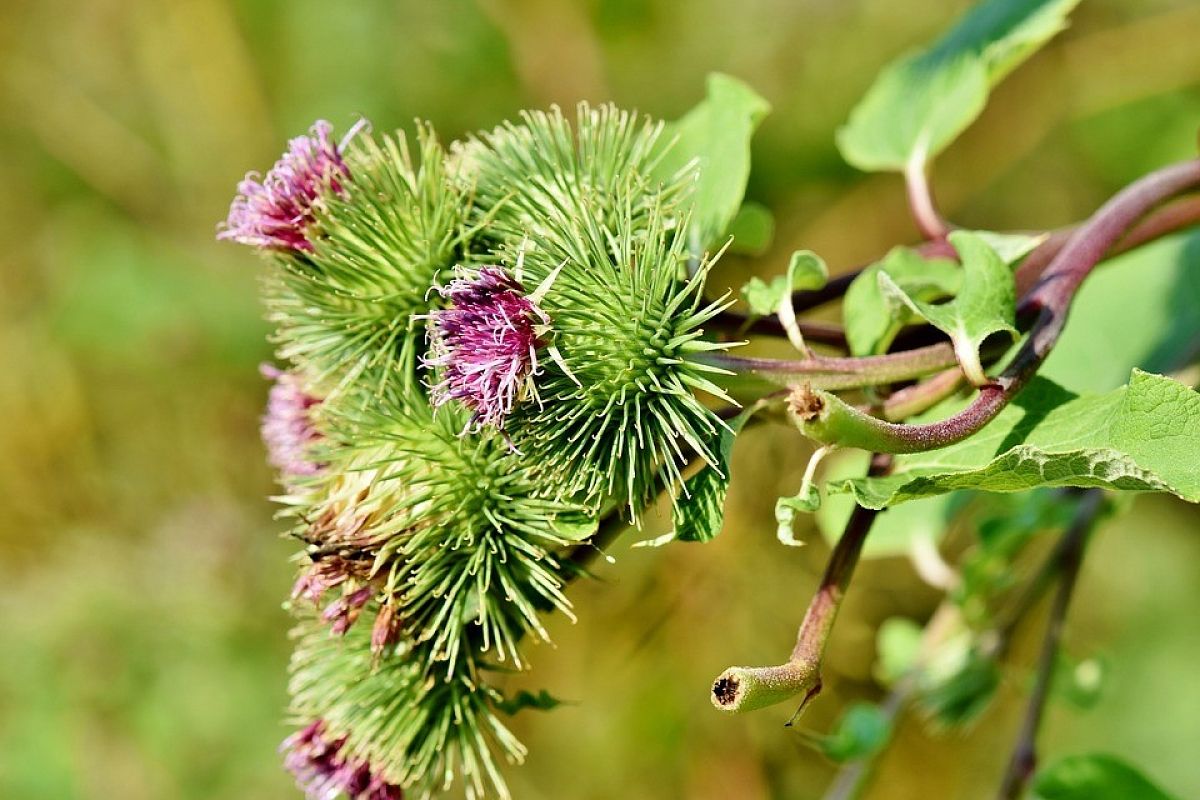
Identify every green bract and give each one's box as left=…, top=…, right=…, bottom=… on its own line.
left=268, top=125, right=466, bottom=394
left=289, top=617, right=524, bottom=800
left=340, top=388, right=595, bottom=676
left=452, top=105, right=736, bottom=516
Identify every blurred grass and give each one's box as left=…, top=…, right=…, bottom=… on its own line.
left=0, top=0, right=1198, bottom=798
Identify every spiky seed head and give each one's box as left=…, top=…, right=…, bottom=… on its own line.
left=220, top=120, right=350, bottom=252
left=325, top=394, right=593, bottom=677
left=425, top=266, right=547, bottom=432
left=445, top=105, right=735, bottom=516
left=288, top=618, right=526, bottom=800
left=263, top=123, right=467, bottom=393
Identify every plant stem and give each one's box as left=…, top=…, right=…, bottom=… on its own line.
left=905, top=156, right=950, bottom=240
left=995, top=490, right=1105, bottom=800
left=713, top=189, right=1200, bottom=344
left=1015, top=192, right=1200, bottom=296
left=698, top=343, right=959, bottom=391
left=710, top=454, right=891, bottom=714
left=713, top=317, right=850, bottom=349
left=881, top=367, right=965, bottom=421
left=810, top=159, right=1200, bottom=453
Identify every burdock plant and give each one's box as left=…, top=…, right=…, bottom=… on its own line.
left=223, top=3, right=1200, bottom=796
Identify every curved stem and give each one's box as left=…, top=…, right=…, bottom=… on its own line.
left=881, top=367, right=965, bottom=421
left=809, top=160, right=1200, bottom=453
left=905, top=156, right=950, bottom=240
left=710, top=454, right=891, bottom=715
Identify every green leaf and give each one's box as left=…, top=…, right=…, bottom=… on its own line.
left=810, top=703, right=892, bottom=763
left=880, top=230, right=1017, bottom=385
left=725, top=202, right=775, bottom=255
left=972, top=230, right=1047, bottom=264
left=742, top=250, right=828, bottom=321
left=832, top=370, right=1200, bottom=510
left=493, top=689, right=565, bottom=716
left=843, top=246, right=961, bottom=356
left=775, top=483, right=820, bottom=545
left=655, top=73, right=770, bottom=250
left=837, top=0, right=1081, bottom=172
left=671, top=407, right=755, bottom=543
left=1033, top=754, right=1179, bottom=800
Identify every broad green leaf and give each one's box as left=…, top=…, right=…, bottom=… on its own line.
left=741, top=250, right=828, bottom=317
left=670, top=407, right=755, bottom=543
left=493, top=689, right=564, bottom=715
left=831, top=233, right=1200, bottom=558
left=837, top=0, right=1081, bottom=172
left=1033, top=754, right=1179, bottom=800
left=843, top=246, right=961, bottom=356
left=880, top=230, right=1017, bottom=385
left=810, top=703, right=892, bottom=763
left=725, top=202, right=775, bottom=255
left=831, top=370, right=1200, bottom=510
left=655, top=73, right=770, bottom=250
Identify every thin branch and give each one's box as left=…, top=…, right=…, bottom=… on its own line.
left=697, top=342, right=959, bottom=391
left=1015, top=192, right=1200, bottom=296
left=995, top=490, right=1105, bottom=800
left=711, top=317, right=849, bottom=349
left=710, top=454, right=891, bottom=714
left=880, top=367, right=965, bottom=421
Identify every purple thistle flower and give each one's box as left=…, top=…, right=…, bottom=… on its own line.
left=219, top=120, right=355, bottom=253
left=261, top=364, right=324, bottom=479
left=425, top=266, right=557, bottom=432
left=282, top=720, right=404, bottom=800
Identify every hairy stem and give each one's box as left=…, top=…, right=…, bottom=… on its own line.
left=698, top=343, right=959, bottom=391
left=802, top=159, right=1200, bottom=453
left=905, top=155, right=950, bottom=240
left=710, top=454, right=891, bottom=714
left=881, top=367, right=965, bottom=421
left=995, top=490, right=1105, bottom=800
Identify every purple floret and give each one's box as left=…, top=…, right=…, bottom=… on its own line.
left=219, top=120, right=351, bottom=252
left=425, top=267, right=549, bottom=431
left=260, top=364, right=324, bottom=479
left=282, top=720, right=405, bottom=800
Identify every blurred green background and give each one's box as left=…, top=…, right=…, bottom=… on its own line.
left=2, top=0, right=1199, bottom=798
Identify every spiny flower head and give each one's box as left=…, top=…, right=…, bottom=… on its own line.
left=260, top=364, right=324, bottom=479
left=220, top=120, right=351, bottom=252
left=288, top=617, right=527, bottom=800
left=425, top=264, right=556, bottom=432
left=451, top=105, right=735, bottom=516
left=282, top=719, right=405, bottom=800
left=261, top=124, right=467, bottom=391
